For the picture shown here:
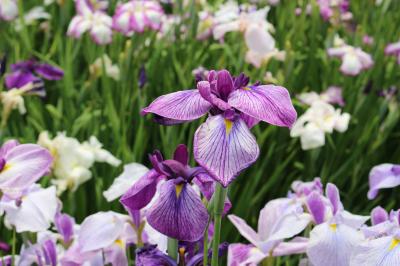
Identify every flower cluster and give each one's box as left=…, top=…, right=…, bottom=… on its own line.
left=291, top=87, right=350, bottom=150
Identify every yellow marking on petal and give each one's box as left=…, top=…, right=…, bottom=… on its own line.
left=225, top=119, right=233, bottom=135
left=329, top=224, right=337, bottom=231
left=175, top=184, right=184, bottom=198
left=2, top=163, right=11, bottom=172
left=389, top=238, right=400, bottom=251
left=179, top=247, right=185, bottom=256
left=243, top=87, right=252, bottom=91
left=115, top=239, right=124, bottom=249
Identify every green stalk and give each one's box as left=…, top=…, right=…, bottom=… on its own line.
left=167, top=238, right=178, bottom=261
left=203, top=217, right=211, bottom=266
left=211, top=184, right=227, bottom=266
left=11, top=228, right=16, bottom=266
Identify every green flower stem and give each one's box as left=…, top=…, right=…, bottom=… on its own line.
left=211, top=184, right=227, bottom=266
left=167, top=237, right=178, bottom=261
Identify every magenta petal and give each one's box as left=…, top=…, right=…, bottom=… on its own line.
left=306, top=191, right=326, bottom=224
left=35, top=64, right=64, bottom=80
left=228, top=85, right=297, bottom=127
left=120, top=170, right=162, bottom=211
left=173, top=144, right=189, bottom=165
left=5, top=71, right=40, bottom=89
left=194, top=115, right=259, bottom=187
left=141, top=90, right=212, bottom=122
left=216, top=70, right=234, bottom=100
left=147, top=180, right=209, bottom=241
left=326, top=183, right=343, bottom=215
left=240, top=113, right=260, bottom=128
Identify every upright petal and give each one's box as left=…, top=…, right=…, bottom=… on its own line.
left=55, top=212, right=75, bottom=244
left=307, top=222, right=364, bottom=266
left=228, top=85, right=297, bottom=127
left=147, top=180, right=209, bottom=242
left=173, top=144, right=189, bottom=165
left=306, top=191, right=326, bottom=224
left=194, top=115, right=259, bottom=187
left=141, top=90, right=212, bottom=122
left=326, top=183, right=343, bottom=215
left=216, top=70, right=234, bottom=101
left=371, top=206, right=389, bottom=225
left=119, top=169, right=162, bottom=211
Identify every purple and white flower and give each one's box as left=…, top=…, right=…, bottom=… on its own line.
left=228, top=198, right=311, bottom=265
left=142, top=70, right=296, bottom=186
left=385, top=40, right=400, bottom=65
left=67, top=0, right=113, bottom=45
left=120, top=144, right=209, bottom=242
left=112, top=0, right=164, bottom=36
left=328, top=44, right=373, bottom=76
left=0, top=140, right=52, bottom=198
left=0, top=0, right=18, bottom=21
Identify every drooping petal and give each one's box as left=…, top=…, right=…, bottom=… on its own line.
left=141, top=90, right=212, bottom=122
left=136, top=245, right=177, bottom=266
left=307, top=222, right=364, bottom=266
left=119, top=169, right=162, bottom=212
left=228, top=85, right=297, bottom=127
left=1, top=186, right=57, bottom=233
left=5, top=70, right=41, bottom=89
left=228, top=215, right=261, bottom=247
left=227, top=244, right=265, bottom=266
left=78, top=211, right=124, bottom=252
left=34, top=64, right=64, bottom=80
left=272, top=237, right=309, bottom=256
left=350, top=236, right=400, bottom=266
left=194, top=115, right=259, bottom=187
left=147, top=180, right=209, bottom=242
left=0, top=144, right=53, bottom=196
left=367, top=164, right=400, bottom=200
left=104, top=163, right=149, bottom=202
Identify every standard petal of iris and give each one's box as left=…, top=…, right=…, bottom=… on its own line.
left=367, top=164, right=400, bottom=200
left=141, top=90, right=212, bottom=122
left=227, top=243, right=265, bottom=266
left=350, top=236, right=400, bottom=266
left=307, top=222, right=364, bottom=266
left=104, top=163, right=149, bottom=202
left=228, top=85, right=297, bottom=127
left=0, top=144, right=53, bottom=195
left=146, top=180, right=209, bottom=242
left=194, top=115, right=259, bottom=187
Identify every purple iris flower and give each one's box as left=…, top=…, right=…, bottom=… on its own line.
left=55, top=212, right=75, bottom=245
left=4, top=58, right=63, bottom=91
left=19, top=236, right=58, bottom=266
left=120, top=144, right=209, bottom=242
left=142, top=69, right=296, bottom=187
left=0, top=140, right=53, bottom=198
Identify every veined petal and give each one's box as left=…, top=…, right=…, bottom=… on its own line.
left=228, top=85, right=297, bottom=127
left=119, top=169, right=162, bottom=211
left=141, top=90, right=212, bottom=122
left=350, top=236, right=400, bottom=266
left=272, top=237, right=308, bottom=256
left=228, top=215, right=261, bottom=247
left=307, top=222, right=364, bottom=266
left=227, top=244, right=265, bottom=266
left=104, top=163, right=149, bottom=202
left=0, top=144, right=53, bottom=196
left=78, top=211, right=124, bottom=252
left=147, top=180, right=209, bottom=241
left=194, top=115, right=259, bottom=187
